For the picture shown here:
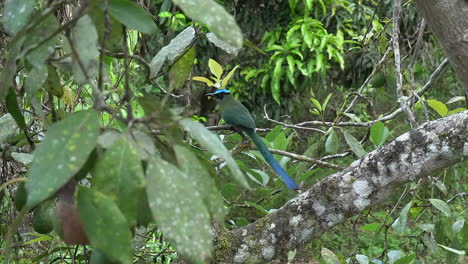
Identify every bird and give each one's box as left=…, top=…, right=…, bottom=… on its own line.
left=206, top=89, right=299, bottom=190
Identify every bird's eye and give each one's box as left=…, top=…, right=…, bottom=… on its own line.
left=215, top=94, right=224, bottom=100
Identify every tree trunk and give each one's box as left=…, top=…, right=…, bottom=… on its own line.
left=413, top=0, right=468, bottom=100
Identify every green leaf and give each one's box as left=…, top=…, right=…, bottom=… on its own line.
left=179, top=118, right=249, bottom=188
left=3, top=0, right=35, bottom=34
left=245, top=201, right=268, bottom=215
left=221, top=65, right=239, bottom=88
left=355, top=254, right=369, bottom=264
left=93, top=136, right=145, bottom=227
left=11, top=152, right=34, bottom=165
left=149, top=27, right=195, bottom=78
left=5, top=87, right=27, bottom=132
left=25, top=110, right=100, bottom=208
left=343, top=130, right=367, bottom=158
left=172, top=0, right=243, bottom=49
left=77, top=187, right=133, bottom=264
left=452, top=219, right=464, bottom=233
left=437, top=244, right=465, bottom=255
left=392, top=201, right=412, bottom=233
left=321, top=248, right=342, bottom=264
left=169, top=47, right=196, bottom=90
left=361, top=223, right=380, bottom=232
left=25, top=64, right=48, bottom=118
left=0, top=36, right=24, bottom=101
left=322, top=93, right=333, bottom=112
left=206, top=32, right=240, bottom=55
left=370, top=121, right=389, bottom=147
left=71, top=15, right=99, bottom=84
left=44, top=65, right=64, bottom=98
left=272, top=58, right=284, bottom=104
left=0, top=114, right=18, bottom=144
left=311, top=97, right=322, bottom=112
left=24, top=14, right=60, bottom=67
left=174, top=145, right=225, bottom=223
left=108, top=0, right=157, bottom=34
left=427, top=99, right=448, bottom=117
left=447, top=108, right=467, bottom=115
left=325, top=130, right=339, bottom=154
left=429, top=198, right=452, bottom=217
left=208, top=58, right=223, bottom=80
left=146, top=157, right=212, bottom=262
left=393, top=254, right=415, bottom=264
left=192, top=76, right=215, bottom=87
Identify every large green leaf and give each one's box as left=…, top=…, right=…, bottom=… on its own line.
left=71, top=15, right=99, bottom=84
left=343, top=130, right=367, bottom=158
left=146, top=157, right=212, bottom=262
left=24, top=14, right=60, bottom=67
left=174, top=145, right=225, bottom=223
left=179, top=118, right=249, bottom=188
left=172, top=0, right=243, bottom=49
left=3, top=0, right=35, bottom=34
left=93, top=136, right=145, bottom=226
left=25, top=110, right=100, bottom=208
left=77, top=187, right=133, bottom=264
left=149, top=27, right=195, bottom=78
left=108, top=0, right=157, bottom=34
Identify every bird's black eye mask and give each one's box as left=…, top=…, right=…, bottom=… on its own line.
left=207, top=89, right=231, bottom=101
left=213, top=93, right=225, bottom=100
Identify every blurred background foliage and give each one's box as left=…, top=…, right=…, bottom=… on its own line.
left=0, top=0, right=466, bottom=263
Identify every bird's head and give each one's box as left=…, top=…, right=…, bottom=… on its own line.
left=205, top=89, right=231, bottom=101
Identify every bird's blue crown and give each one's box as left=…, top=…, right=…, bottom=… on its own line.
left=214, top=89, right=231, bottom=95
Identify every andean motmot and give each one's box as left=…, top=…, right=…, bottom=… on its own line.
left=206, top=89, right=299, bottom=190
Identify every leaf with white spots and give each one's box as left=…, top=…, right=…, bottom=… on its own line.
left=172, top=0, right=243, bottom=49
left=321, top=248, right=341, bottom=264
left=23, top=14, right=60, bottom=67
left=174, top=145, right=225, bottom=223
left=0, top=113, right=18, bottom=143
left=146, top=156, right=212, bottom=262
left=3, top=0, right=35, bottom=34
left=77, top=187, right=133, bottom=264
left=343, top=130, right=367, bottom=158
left=93, top=136, right=145, bottom=227
left=149, top=27, right=195, bottom=78
left=452, top=219, right=464, bottom=233
left=25, top=110, right=100, bottom=208
left=71, top=15, right=99, bottom=84
left=429, top=198, right=452, bottom=217
left=179, top=118, right=249, bottom=188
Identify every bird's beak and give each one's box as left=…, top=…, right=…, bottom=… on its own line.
left=205, top=93, right=215, bottom=97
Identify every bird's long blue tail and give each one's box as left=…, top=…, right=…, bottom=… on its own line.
left=244, top=129, right=299, bottom=190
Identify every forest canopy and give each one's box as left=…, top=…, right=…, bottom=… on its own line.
left=0, top=0, right=467, bottom=263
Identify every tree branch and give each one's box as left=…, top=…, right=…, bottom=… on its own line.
left=213, top=111, right=468, bottom=263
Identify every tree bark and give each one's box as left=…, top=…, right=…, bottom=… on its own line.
left=413, top=0, right=468, bottom=100
left=213, top=111, right=468, bottom=263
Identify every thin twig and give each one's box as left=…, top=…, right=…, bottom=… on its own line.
left=392, top=0, right=418, bottom=127
left=268, top=149, right=344, bottom=170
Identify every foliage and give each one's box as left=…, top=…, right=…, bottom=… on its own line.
left=0, top=0, right=466, bottom=263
